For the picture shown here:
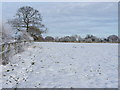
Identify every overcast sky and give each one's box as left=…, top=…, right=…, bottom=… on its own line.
left=2, top=2, right=118, bottom=38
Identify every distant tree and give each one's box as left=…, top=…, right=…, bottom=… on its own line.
left=78, top=36, right=83, bottom=42
left=45, top=36, right=54, bottom=41
left=84, top=38, right=92, bottom=43
left=8, top=6, right=46, bottom=36
left=84, top=34, right=101, bottom=42
left=85, top=34, right=92, bottom=39
left=55, top=37, right=59, bottom=42
left=70, top=36, right=77, bottom=42
left=59, top=37, right=65, bottom=42
left=58, top=36, right=77, bottom=42
left=72, top=35, right=79, bottom=41
left=102, top=38, right=109, bottom=43
left=62, top=36, right=71, bottom=42
left=107, top=35, right=119, bottom=43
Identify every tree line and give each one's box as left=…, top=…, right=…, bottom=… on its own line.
left=33, top=35, right=120, bottom=43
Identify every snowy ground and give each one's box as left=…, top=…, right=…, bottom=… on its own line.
left=1, top=42, right=118, bottom=88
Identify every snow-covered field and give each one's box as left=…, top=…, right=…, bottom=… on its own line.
left=1, top=42, right=118, bottom=88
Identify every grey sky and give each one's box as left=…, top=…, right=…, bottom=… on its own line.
left=2, top=2, right=118, bottom=38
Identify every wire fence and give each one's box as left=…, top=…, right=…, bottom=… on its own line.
left=0, top=40, right=32, bottom=65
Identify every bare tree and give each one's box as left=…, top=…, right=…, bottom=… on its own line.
left=45, top=36, right=54, bottom=41
left=8, top=6, right=46, bottom=34
left=107, top=35, right=119, bottom=43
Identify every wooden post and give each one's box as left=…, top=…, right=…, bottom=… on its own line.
left=2, top=44, right=5, bottom=52
left=14, top=43, right=17, bottom=54
left=8, top=44, right=11, bottom=51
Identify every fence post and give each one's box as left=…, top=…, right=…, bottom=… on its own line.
left=2, top=44, right=5, bottom=52
left=2, top=44, right=5, bottom=61
left=14, top=42, right=17, bottom=54
left=1, top=40, right=31, bottom=65
left=8, top=44, right=10, bottom=52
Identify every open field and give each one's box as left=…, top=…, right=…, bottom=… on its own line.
left=1, top=42, right=118, bottom=88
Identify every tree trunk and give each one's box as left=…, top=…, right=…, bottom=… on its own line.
left=26, top=23, right=29, bottom=32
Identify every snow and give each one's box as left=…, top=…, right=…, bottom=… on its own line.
left=1, top=42, right=118, bottom=88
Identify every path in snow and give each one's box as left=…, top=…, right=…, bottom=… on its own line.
left=2, top=42, right=118, bottom=88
